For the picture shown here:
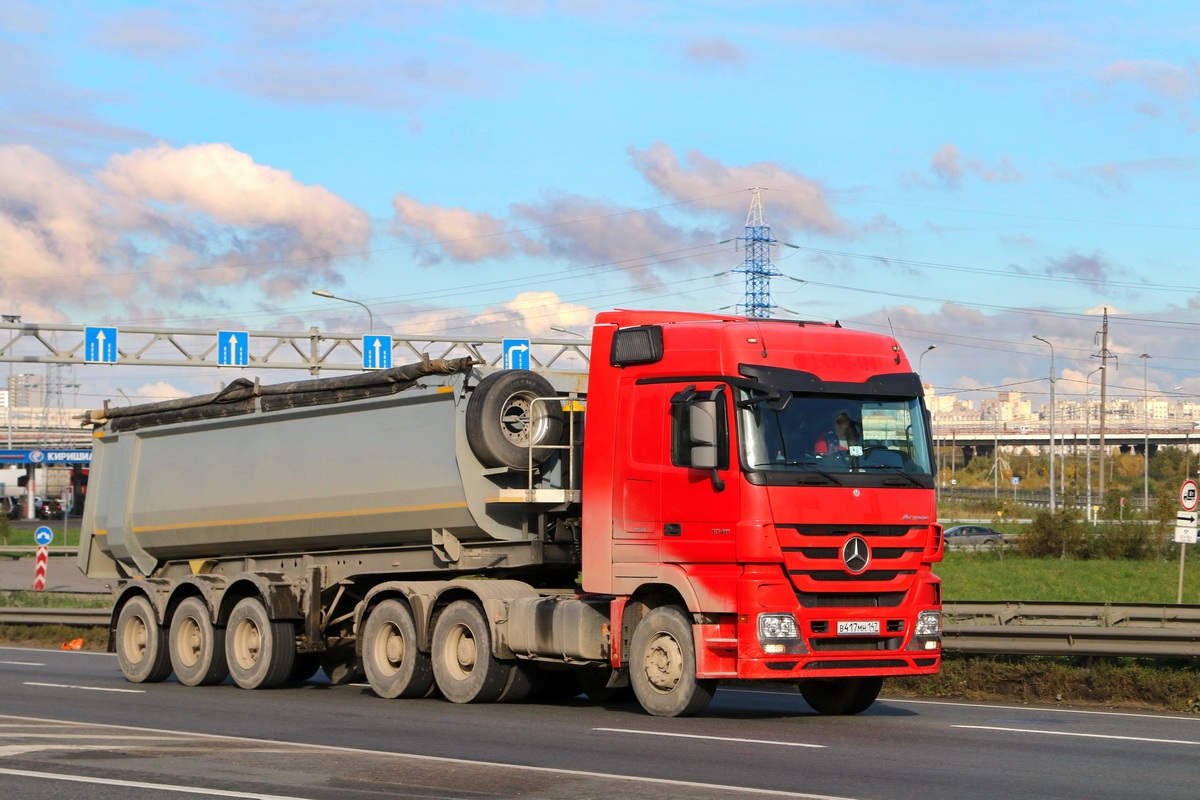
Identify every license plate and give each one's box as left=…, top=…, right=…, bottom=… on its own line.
left=837, top=620, right=880, bottom=636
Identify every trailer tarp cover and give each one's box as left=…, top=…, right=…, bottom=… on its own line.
left=82, top=356, right=477, bottom=433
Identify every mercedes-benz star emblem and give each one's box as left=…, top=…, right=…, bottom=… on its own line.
left=842, top=536, right=871, bottom=574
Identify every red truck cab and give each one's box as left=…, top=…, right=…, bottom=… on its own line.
left=581, top=310, right=942, bottom=715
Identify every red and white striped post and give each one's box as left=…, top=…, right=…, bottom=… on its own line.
left=33, top=545, right=47, bottom=591
left=32, top=526, right=54, bottom=591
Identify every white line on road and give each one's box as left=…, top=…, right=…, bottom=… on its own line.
left=0, top=661, right=44, bottom=666
left=595, top=727, right=826, bottom=748
left=0, top=767, right=312, bottom=799
left=953, top=725, right=1200, bottom=746
left=24, top=682, right=144, bottom=694
left=883, top=700, right=1200, bottom=724
left=0, top=713, right=856, bottom=800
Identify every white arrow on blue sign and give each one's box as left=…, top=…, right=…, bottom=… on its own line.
left=503, top=338, right=531, bottom=370
left=363, top=335, right=393, bottom=370
left=34, top=526, right=54, bottom=546
left=218, top=331, right=250, bottom=366
left=84, top=326, right=119, bottom=363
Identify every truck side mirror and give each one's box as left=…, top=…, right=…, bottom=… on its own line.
left=689, top=401, right=719, bottom=470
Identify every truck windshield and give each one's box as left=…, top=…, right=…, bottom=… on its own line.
left=740, top=391, right=933, bottom=476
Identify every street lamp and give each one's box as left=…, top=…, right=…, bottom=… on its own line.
left=3, top=314, right=18, bottom=449
left=312, top=289, right=375, bottom=334
left=551, top=326, right=586, bottom=339
left=1085, top=366, right=1104, bottom=522
left=1140, top=353, right=1152, bottom=513
left=117, top=388, right=133, bottom=406
left=918, top=345, right=936, bottom=373
left=1033, top=336, right=1056, bottom=512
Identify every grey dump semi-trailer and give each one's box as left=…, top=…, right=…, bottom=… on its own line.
left=79, top=357, right=613, bottom=706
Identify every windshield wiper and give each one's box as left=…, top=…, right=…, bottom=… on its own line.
left=753, top=460, right=843, bottom=486
left=861, top=463, right=924, bottom=487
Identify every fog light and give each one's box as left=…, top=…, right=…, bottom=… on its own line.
left=914, top=610, right=941, bottom=637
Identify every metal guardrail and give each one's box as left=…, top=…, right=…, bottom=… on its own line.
left=0, top=607, right=110, bottom=627
left=2, top=601, right=1198, bottom=657
left=943, top=601, right=1200, bottom=658
left=0, top=546, right=79, bottom=560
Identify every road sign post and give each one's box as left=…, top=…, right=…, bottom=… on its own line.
left=33, top=526, right=52, bottom=591
left=1177, top=480, right=1198, bottom=603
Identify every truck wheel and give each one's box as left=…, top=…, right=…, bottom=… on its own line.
left=115, top=595, right=173, bottom=683
left=629, top=606, right=716, bottom=717
left=431, top=600, right=509, bottom=703
left=798, top=677, right=883, bottom=715
left=168, top=597, right=228, bottom=687
left=225, top=597, right=296, bottom=690
left=466, top=370, right=563, bottom=470
left=363, top=600, right=434, bottom=699
left=288, top=653, right=322, bottom=683
left=320, top=646, right=363, bottom=685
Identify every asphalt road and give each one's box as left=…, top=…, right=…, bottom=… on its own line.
left=1, top=645, right=1197, bottom=800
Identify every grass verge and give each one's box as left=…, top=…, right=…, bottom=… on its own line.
left=892, top=654, right=1200, bottom=713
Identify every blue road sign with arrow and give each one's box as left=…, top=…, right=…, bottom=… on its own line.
left=34, top=526, right=53, bottom=546
left=218, top=331, right=250, bottom=366
left=363, top=335, right=392, bottom=370
left=84, top=326, right=118, bottom=363
left=503, top=338, right=530, bottom=370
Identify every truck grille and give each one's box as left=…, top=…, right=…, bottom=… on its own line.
left=778, top=522, right=930, bottom=609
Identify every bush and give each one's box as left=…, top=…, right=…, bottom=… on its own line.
left=1019, top=509, right=1085, bottom=558
left=1085, top=521, right=1163, bottom=560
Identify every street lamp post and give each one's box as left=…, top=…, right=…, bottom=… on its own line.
left=3, top=314, right=18, bottom=449
left=312, top=290, right=375, bottom=334
left=1085, top=366, right=1104, bottom=522
left=1033, top=336, right=1056, bottom=512
left=1140, top=353, right=1151, bottom=513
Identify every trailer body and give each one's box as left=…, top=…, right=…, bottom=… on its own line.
left=80, top=310, right=943, bottom=716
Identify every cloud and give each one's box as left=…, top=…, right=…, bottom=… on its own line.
left=90, top=8, right=206, bottom=61
left=928, top=143, right=1021, bottom=187
left=682, top=37, right=746, bottom=66
left=1059, top=157, right=1197, bottom=192
left=1098, top=59, right=1200, bottom=101
left=0, top=143, right=372, bottom=320
left=392, top=194, right=514, bottom=262
left=628, top=141, right=846, bottom=234
left=794, top=24, right=1077, bottom=69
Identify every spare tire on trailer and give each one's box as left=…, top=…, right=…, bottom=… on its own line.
left=466, top=370, right=564, bottom=470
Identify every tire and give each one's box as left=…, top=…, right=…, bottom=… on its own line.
left=496, top=660, right=539, bottom=703
left=225, top=597, right=296, bottom=690
left=466, top=370, right=563, bottom=470
left=320, top=646, right=364, bottom=685
left=168, top=597, right=228, bottom=687
left=431, top=600, right=510, bottom=703
left=629, top=606, right=716, bottom=717
left=362, top=600, right=435, bottom=699
left=577, top=665, right=635, bottom=703
left=288, top=653, right=322, bottom=683
left=115, top=595, right=173, bottom=684
left=798, top=677, right=883, bottom=715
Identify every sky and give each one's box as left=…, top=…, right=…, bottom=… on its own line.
left=1, top=0, right=1198, bottom=413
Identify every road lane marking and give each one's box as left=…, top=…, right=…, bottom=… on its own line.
left=0, top=713, right=857, bottom=800
left=953, top=725, right=1200, bottom=746
left=0, top=661, right=44, bottom=666
left=0, top=767, right=311, bottom=799
left=595, top=727, right=826, bottom=748
left=24, top=682, right=144, bottom=694
left=880, top=697, right=1200, bottom=723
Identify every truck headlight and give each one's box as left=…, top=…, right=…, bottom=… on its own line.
left=914, top=610, right=941, bottom=637
left=757, top=613, right=805, bottom=654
